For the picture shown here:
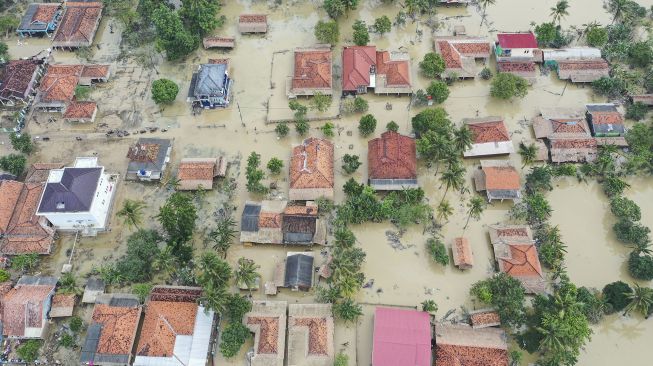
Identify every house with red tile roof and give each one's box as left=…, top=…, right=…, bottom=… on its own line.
left=488, top=225, right=547, bottom=294
left=585, top=104, right=626, bottom=137
left=532, top=108, right=599, bottom=162
left=177, top=157, right=227, bottom=190
left=372, top=307, right=432, bottom=366
left=289, top=47, right=332, bottom=97
left=289, top=138, right=334, bottom=201
left=133, top=286, right=214, bottom=366
left=342, top=46, right=411, bottom=95
left=240, top=200, right=327, bottom=245
left=495, top=32, right=538, bottom=61
left=244, top=300, right=287, bottom=366
left=1, top=276, right=57, bottom=339
left=0, top=59, right=45, bottom=106
left=52, top=2, right=103, bottom=48
left=473, top=160, right=521, bottom=202
left=287, top=303, right=334, bottom=366
left=469, top=309, right=501, bottom=329
left=368, top=131, right=417, bottom=190
left=463, top=116, right=514, bottom=157
left=453, top=237, right=473, bottom=269
left=435, top=323, right=508, bottom=366
left=496, top=61, right=538, bottom=82
left=434, top=36, right=491, bottom=78
left=63, top=100, right=97, bottom=122
left=0, top=179, right=55, bottom=255
left=80, top=294, right=141, bottom=366
left=238, top=14, right=268, bottom=33
left=542, top=47, right=609, bottom=82
left=549, top=138, right=598, bottom=163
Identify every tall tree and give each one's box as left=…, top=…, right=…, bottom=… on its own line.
left=179, top=0, right=223, bottom=37
left=197, top=252, right=232, bottom=288
left=157, top=192, right=197, bottom=245
left=453, top=126, right=473, bottom=153
left=234, top=257, right=260, bottom=291
left=117, top=199, right=146, bottom=230
left=624, top=283, right=653, bottom=318
left=209, top=216, right=237, bottom=258
left=607, top=0, right=628, bottom=23
left=518, top=142, right=538, bottom=168
left=439, top=163, right=465, bottom=203
left=464, top=196, right=486, bottom=230
left=550, top=0, right=570, bottom=25
left=436, top=200, right=454, bottom=222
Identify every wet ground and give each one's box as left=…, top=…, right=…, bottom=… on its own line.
left=1, top=0, right=653, bottom=365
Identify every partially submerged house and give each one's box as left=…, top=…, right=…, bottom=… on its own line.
left=435, top=323, right=508, bottom=366
left=496, top=61, right=537, bottom=81
left=202, top=36, right=235, bottom=49
left=80, top=294, right=141, bottom=366
left=36, top=157, right=117, bottom=236
left=0, top=59, right=45, bottom=106
left=240, top=200, right=327, bottom=245
left=188, top=59, right=232, bottom=109
left=244, top=300, right=287, bottom=366
left=2, top=276, right=57, bottom=339
left=549, top=138, right=598, bottom=163
left=238, top=14, right=268, bottom=34
left=62, top=100, right=98, bottom=123
left=367, top=131, right=418, bottom=190
left=133, top=286, right=214, bottom=366
left=50, top=293, right=75, bottom=317
left=463, top=116, right=514, bottom=157
left=287, top=303, right=334, bottom=366
left=372, top=307, right=432, bottom=366
left=542, top=47, right=609, bottom=82
left=342, top=46, right=411, bottom=95
left=453, top=237, right=473, bottom=270
left=473, top=160, right=521, bottom=202
left=533, top=108, right=598, bottom=162
left=585, top=104, right=628, bottom=146
left=488, top=225, right=546, bottom=294
left=52, top=2, right=103, bottom=49
left=434, top=36, right=491, bottom=78
left=495, top=32, right=539, bottom=61
left=177, top=157, right=227, bottom=190
left=289, top=137, right=334, bottom=201
left=284, top=252, right=314, bottom=291
left=0, top=179, right=55, bottom=255
left=289, top=47, right=333, bottom=97
left=17, top=3, right=62, bottom=37
left=126, top=138, right=172, bottom=182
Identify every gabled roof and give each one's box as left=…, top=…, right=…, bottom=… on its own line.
left=284, top=253, right=314, bottom=289
left=52, top=2, right=103, bottom=47
left=465, top=117, right=510, bottom=144
left=435, top=323, right=508, bottom=366
left=292, top=49, right=332, bottom=91
left=18, top=3, right=60, bottom=32
left=178, top=158, right=218, bottom=182
left=25, top=163, right=64, bottom=183
left=376, top=51, right=410, bottom=87
left=434, top=37, right=491, bottom=76
left=2, top=276, right=57, bottom=337
left=497, top=32, right=537, bottom=49
left=38, top=167, right=101, bottom=213
left=372, top=307, right=431, bottom=366
left=368, top=131, right=417, bottom=180
left=289, top=138, right=334, bottom=190
left=453, top=237, right=473, bottom=268
left=342, top=46, right=376, bottom=91
left=586, top=104, right=624, bottom=125
left=482, top=163, right=520, bottom=191
left=63, top=101, right=97, bottom=119
left=239, top=14, right=267, bottom=24
left=0, top=59, right=41, bottom=101
left=193, top=63, right=228, bottom=97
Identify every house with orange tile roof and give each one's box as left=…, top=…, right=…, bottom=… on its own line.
left=202, top=36, right=235, bottom=49
left=238, top=14, right=268, bottom=33
left=63, top=100, right=97, bottom=122
left=585, top=104, right=626, bottom=138
left=287, top=303, right=334, bottom=366
left=469, top=309, right=501, bottom=329
left=17, top=3, right=63, bottom=37
left=133, top=286, right=214, bottom=366
left=289, top=47, right=333, bottom=97
left=473, top=160, right=521, bottom=202
left=1, top=276, right=57, bottom=339
left=80, top=294, right=141, bottom=366
left=289, top=138, right=334, bottom=201
left=434, top=36, right=491, bottom=79
left=240, top=200, right=327, bottom=245
left=463, top=116, right=514, bottom=157
left=453, top=237, right=473, bottom=269
left=488, top=224, right=547, bottom=294
left=244, top=300, right=287, bottom=366
left=342, top=46, right=412, bottom=96
left=177, top=157, right=227, bottom=190
left=0, top=179, right=55, bottom=255
left=0, top=59, right=45, bottom=106
left=435, top=323, right=508, bottom=366
left=368, top=131, right=417, bottom=190
left=49, top=293, right=75, bottom=317
left=52, top=2, right=103, bottom=49
left=532, top=108, right=599, bottom=162
left=496, top=61, right=538, bottom=82
left=542, top=48, right=609, bottom=83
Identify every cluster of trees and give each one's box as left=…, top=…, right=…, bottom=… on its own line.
left=341, top=96, right=369, bottom=114
left=289, top=100, right=310, bottom=135
left=246, top=152, right=268, bottom=194
left=1, top=132, right=35, bottom=177
left=533, top=1, right=573, bottom=48
left=427, top=238, right=449, bottom=266
left=323, top=0, right=358, bottom=19
left=418, top=53, right=451, bottom=103
left=490, top=73, right=529, bottom=100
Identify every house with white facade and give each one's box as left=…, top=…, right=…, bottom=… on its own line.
left=36, top=157, right=117, bottom=236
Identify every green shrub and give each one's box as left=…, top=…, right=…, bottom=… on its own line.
left=373, top=15, right=391, bottom=34
left=386, top=121, right=399, bottom=132
left=342, top=154, right=362, bottom=174
left=577, top=287, right=606, bottom=323
left=151, top=78, right=179, bottom=104
left=314, top=20, right=339, bottom=44
left=586, top=26, right=608, bottom=47
left=421, top=299, right=438, bottom=313
left=225, top=294, right=252, bottom=322
left=625, top=102, right=648, bottom=121
left=9, top=132, right=34, bottom=154
left=219, top=322, right=250, bottom=358
left=59, top=332, right=75, bottom=348
left=267, top=158, right=284, bottom=175
left=334, top=352, right=349, bottom=366
left=490, top=73, right=528, bottom=99
left=295, top=120, right=309, bottom=136
left=602, top=281, right=632, bottom=313
left=69, top=316, right=83, bottom=333
left=358, top=114, right=377, bottom=136
left=17, top=340, right=40, bottom=362
left=610, top=197, right=641, bottom=222
left=427, top=238, right=449, bottom=266
left=426, top=81, right=449, bottom=104
left=275, top=123, right=289, bottom=137
left=0, top=154, right=27, bottom=176
left=321, top=122, right=335, bottom=137
left=419, top=52, right=445, bottom=78
left=352, top=20, right=369, bottom=46
left=628, top=252, right=653, bottom=281
left=479, top=67, right=492, bottom=80
left=613, top=219, right=650, bottom=246
left=0, top=269, right=9, bottom=282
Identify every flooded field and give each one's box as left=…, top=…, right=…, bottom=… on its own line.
left=1, top=0, right=653, bottom=365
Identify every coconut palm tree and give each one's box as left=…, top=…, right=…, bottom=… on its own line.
left=608, top=0, right=628, bottom=23
left=537, top=314, right=565, bottom=353
left=624, top=284, right=653, bottom=318
left=152, top=246, right=177, bottom=276
left=518, top=142, right=538, bottom=168
left=550, top=0, right=570, bottom=25
left=209, top=216, right=237, bottom=258
left=197, top=252, right=231, bottom=288
left=116, top=199, right=146, bottom=230
left=464, top=196, right=487, bottom=230
left=478, top=0, right=496, bottom=25
left=199, top=282, right=229, bottom=314
left=58, top=273, right=82, bottom=296
left=234, top=257, right=260, bottom=291
left=439, top=163, right=465, bottom=203
left=436, top=200, right=454, bottom=222
left=335, top=274, right=360, bottom=298
left=453, top=126, right=473, bottom=154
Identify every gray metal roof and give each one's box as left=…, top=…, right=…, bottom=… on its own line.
left=18, top=4, right=57, bottom=32
left=190, top=64, right=227, bottom=97
left=241, top=203, right=261, bottom=232
left=284, top=254, right=314, bottom=289
left=586, top=104, right=618, bottom=113
left=17, top=275, right=58, bottom=286
left=38, top=167, right=102, bottom=213
left=127, top=138, right=172, bottom=173
left=85, top=278, right=106, bottom=291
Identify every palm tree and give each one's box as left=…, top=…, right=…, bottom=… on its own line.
left=453, top=126, right=473, bottom=154
left=518, top=142, right=538, bottom=168
left=199, top=282, right=229, bottom=314
left=436, top=200, right=454, bottom=222
left=234, top=257, right=260, bottom=291
left=152, top=246, right=177, bottom=276
left=550, top=0, right=570, bottom=25
left=464, top=196, right=486, bottom=230
left=116, top=199, right=146, bottom=230
left=58, top=273, right=82, bottom=296
left=478, top=0, right=496, bottom=25
left=197, top=252, right=232, bottom=288
left=537, top=314, right=565, bottom=353
left=209, top=216, right=237, bottom=258
left=624, top=284, right=653, bottom=318
left=439, top=163, right=465, bottom=203
left=608, top=0, right=628, bottom=23
left=335, top=274, right=360, bottom=298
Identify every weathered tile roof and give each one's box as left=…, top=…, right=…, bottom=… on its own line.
left=203, top=36, right=235, bottom=49
left=244, top=300, right=287, bottom=366
left=453, top=237, right=473, bottom=268
left=2, top=277, right=57, bottom=337
left=498, top=244, right=543, bottom=277
left=467, top=118, right=510, bottom=144
left=239, top=14, right=267, bottom=23
left=80, top=64, right=110, bottom=78
left=0, top=59, right=41, bottom=101
left=587, top=111, right=623, bottom=125
left=368, top=131, right=417, bottom=180
left=292, top=49, right=332, bottom=90
left=18, top=3, right=60, bottom=32
left=63, top=101, right=97, bottom=119
left=342, top=46, right=376, bottom=91
left=434, top=37, right=490, bottom=75
left=290, top=138, right=334, bottom=190
left=52, top=293, right=75, bottom=308
left=248, top=317, right=280, bottom=354
left=376, top=51, right=410, bottom=87
left=550, top=138, right=597, bottom=149
left=288, top=303, right=333, bottom=362
left=435, top=323, right=508, bottom=366
left=25, top=163, right=64, bottom=183
left=136, top=300, right=197, bottom=357
left=469, top=310, right=501, bottom=329
left=92, top=303, right=141, bottom=356
left=497, top=61, right=536, bottom=72
left=53, top=2, right=103, bottom=47
left=178, top=159, right=216, bottom=181
left=259, top=212, right=282, bottom=229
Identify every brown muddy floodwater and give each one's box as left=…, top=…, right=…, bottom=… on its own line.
left=1, top=0, right=653, bottom=365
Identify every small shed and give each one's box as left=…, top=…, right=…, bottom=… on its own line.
left=469, top=309, right=501, bottom=329
left=50, top=293, right=75, bottom=317
left=453, top=25, right=466, bottom=36
left=284, top=253, right=314, bottom=291
left=452, top=237, right=473, bottom=269
left=238, top=14, right=268, bottom=34
left=82, top=278, right=105, bottom=303
left=632, top=94, right=653, bottom=106
left=202, top=36, right=235, bottom=49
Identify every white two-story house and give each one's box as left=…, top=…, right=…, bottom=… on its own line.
left=36, top=157, right=116, bottom=236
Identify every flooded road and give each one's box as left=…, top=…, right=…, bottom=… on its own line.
left=2, top=0, right=653, bottom=365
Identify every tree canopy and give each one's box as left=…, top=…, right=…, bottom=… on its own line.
left=314, top=20, right=339, bottom=44
left=490, top=73, right=529, bottom=99
left=352, top=20, right=369, bottom=46
left=151, top=79, right=179, bottom=104
left=419, top=52, right=445, bottom=78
